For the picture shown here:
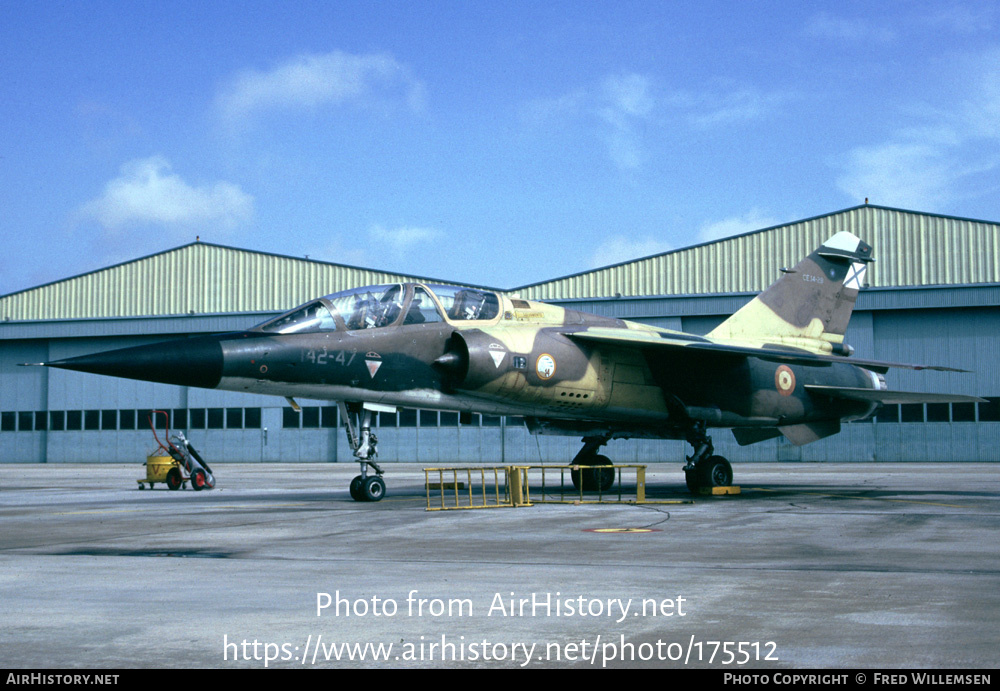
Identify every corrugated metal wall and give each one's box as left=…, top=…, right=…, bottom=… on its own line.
left=0, top=243, right=479, bottom=322
left=515, top=205, right=1000, bottom=300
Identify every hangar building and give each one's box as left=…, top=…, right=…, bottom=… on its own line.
left=1, top=204, right=998, bottom=464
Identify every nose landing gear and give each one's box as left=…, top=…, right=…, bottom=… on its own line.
left=340, top=402, right=387, bottom=502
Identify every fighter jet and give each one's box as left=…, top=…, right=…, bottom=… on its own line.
left=31, top=231, right=982, bottom=501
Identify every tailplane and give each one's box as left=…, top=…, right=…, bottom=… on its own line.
left=707, top=231, right=874, bottom=353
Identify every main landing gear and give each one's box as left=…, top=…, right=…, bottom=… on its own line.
left=683, top=421, right=732, bottom=494
left=340, top=402, right=386, bottom=502
left=570, top=435, right=616, bottom=492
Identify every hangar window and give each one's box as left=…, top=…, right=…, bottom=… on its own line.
left=419, top=410, right=438, bottom=426
left=283, top=407, right=300, bottom=428
left=399, top=409, right=418, bottom=427
left=320, top=406, right=338, bottom=428
left=376, top=410, right=395, bottom=428
left=19, top=411, right=33, bottom=431
left=952, top=402, right=976, bottom=422
left=926, top=403, right=949, bottom=422
left=101, top=410, right=118, bottom=430
left=226, top=408, right=243, bottom=429
left=245, top=408, right=262, bottom=429
left=301, top=407, right=320, bottom=428
left=900, top=404, right=924, bottom=423
left=173, top=409, right=188, bottom=430
left=189, top=409, right=206, bottom=429
left=875, top=405, right=898, bottom=423
left=49, top=411, right=65, bottom=431
left=1, top=412, right=15, bottom=432
left=85, top=410, right=102, bottom=430
left=207, top=408, right=224, bottom=429
left=34, top=411, right=47, bottom=431
left=119, top=410, right=136, bottom=430
left=980, top=398, right=1000, bottom=422
left=66, top=410, right=82, bottom=431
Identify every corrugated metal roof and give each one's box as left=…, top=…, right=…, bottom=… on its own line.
left=2, top=205, right=998, bottom=321
left=0, top=243, right=499, bottom=322
left=514, top=205, right=1000, bottom=300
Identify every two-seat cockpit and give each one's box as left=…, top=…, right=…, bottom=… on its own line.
left=251, top=283, right=503, bottom=501
left=255, top=283, right=502, bottom=335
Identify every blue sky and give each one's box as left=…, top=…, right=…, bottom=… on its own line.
left=3, top=1, right=1000, bottom=297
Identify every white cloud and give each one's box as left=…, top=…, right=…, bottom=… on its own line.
left=836, top=48, right=1000, bottom=209
left=366, top=224, right=445, bottom=265
left=216, top=50, right=425, bottom=122
left=836, top=141, right=996, bottom=209
left=370, top=224, right=443, bottom=248
left=698, top=209, right=778, bottom=243
left=804, top=12, right=896, bottom=43
left=318, top=237, right=368, bottom=268
left=919, top=6, right=997, bottom=35
left=524, top=75, right=785, bottom=170
left=522, top=73, right=656, bottom=171
left=600, top=74, right=654, bottom=120
left=79, top=156, right=254, bottom=234
left=590, top=235, right=672, bottom=268
left=687, top=89, right=788, bottom=128
left=520, top=89, right=587, bottom=127
left=597, top=74, right=655, bottom=170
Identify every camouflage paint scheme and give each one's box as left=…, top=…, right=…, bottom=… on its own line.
left=40, top=232, right=982, bottom=498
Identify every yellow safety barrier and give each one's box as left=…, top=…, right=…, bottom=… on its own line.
left=522, top=464, right=648, bottom=504
left=424, top=465, right=690, bottom=510
left=423, top=467, right=532, bottom=511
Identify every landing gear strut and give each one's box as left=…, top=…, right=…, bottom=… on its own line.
left=683, top=421, right=732, bottom=494
left=571, top=435, right=616, bottom=492
left=340, top=402, right=386, bottom=502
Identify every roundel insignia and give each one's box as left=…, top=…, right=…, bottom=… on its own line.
left=775, top=365, right=795, bottom=396
left=536, top=354, right=556, bottom=380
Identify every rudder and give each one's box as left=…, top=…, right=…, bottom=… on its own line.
left=707, top=231, right=873, bottom=353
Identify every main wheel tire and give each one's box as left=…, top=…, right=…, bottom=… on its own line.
left=349, top=475, right=364, bottom=501
left=166, top=468, right=182, bottom=491
left=696, top=455, right=733, bottom=489
left=685, top=467, right=701, bottom=494
left=362, top=476, right=386, bottom=502
left=571, top=455, right=616, bottom=492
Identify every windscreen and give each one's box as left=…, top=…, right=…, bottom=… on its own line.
left=257, top=301, right=337, bottom=334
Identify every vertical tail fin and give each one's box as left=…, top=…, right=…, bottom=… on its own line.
left=707, top=231, right=873, bottom=353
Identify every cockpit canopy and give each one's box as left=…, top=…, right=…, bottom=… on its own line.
left=255, top=283, right=501, bottom=335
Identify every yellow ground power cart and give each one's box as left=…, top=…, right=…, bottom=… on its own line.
left=138, top=410, right=216, bottom=491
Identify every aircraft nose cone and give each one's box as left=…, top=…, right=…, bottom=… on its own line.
left=46, top=335, right=225, bottom=389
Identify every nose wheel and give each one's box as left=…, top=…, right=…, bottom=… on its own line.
left=350, top=474, right=386, bottom=502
